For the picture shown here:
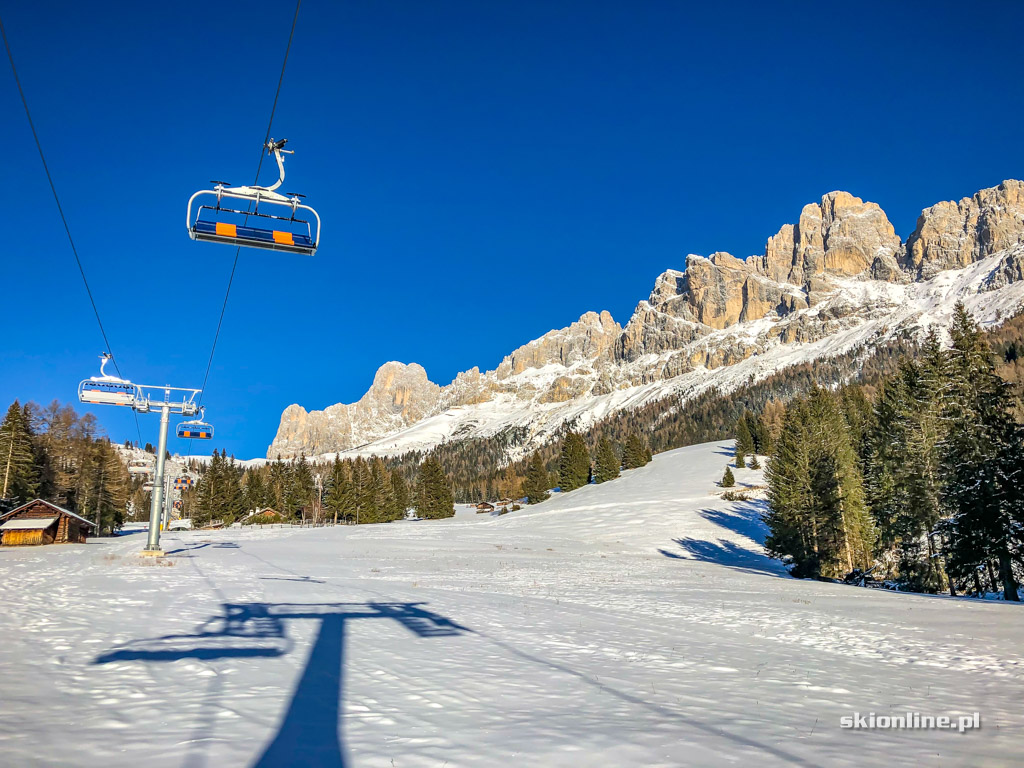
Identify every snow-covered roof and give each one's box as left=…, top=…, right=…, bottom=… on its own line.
left=1, top=517, right=57, bottom=531
left=0, top=499, right=97, bottom=528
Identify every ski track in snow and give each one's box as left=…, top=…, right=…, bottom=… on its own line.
left=1, top=441, right=1022, bottom=767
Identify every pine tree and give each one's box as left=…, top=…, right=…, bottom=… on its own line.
left=735, top=415, right=755, bottom=457
left=622, top=434, right=642, bottom=469
left=722, top=466, right=735, bottom=487
left=523, top=451, right=550, bottom=504
left=735, top=445, right=746, bottom=469
left=292, top=455, right=316, bottom=521
left=192, top=450, right=221, bottom=527
left=622, top=433, right=653, bottom=469
left=220, top=456, right=245, bottom=523
left=370, top=458, right=398, bottom=522
left=745, top=411, right=769, bottom=455
left=0, top=400, right=39, bottom=502
left=391, top=471, right=411, bottom=518
left=940, top=303, right=1023, bottom=601
left=749, top=455, right=761, bottom=469
left=415, top=457, right=454, bottom=519
left=765, top=391, right=877, bottom=580
left=593, top=437, right=620, bottom=483
left=558, top=432, right=591, bottom=492
left=325, top=456, right=355, bottom=524
left=86, top=440, right=129, bottom=534
left=352, top=457, right=375, bottom=524
left=805, top=388, right=876, bottom=578
left=243, top=467, right=268, bottom=512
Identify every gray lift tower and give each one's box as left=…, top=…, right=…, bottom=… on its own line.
left=79, top=354, right=210, bottom=555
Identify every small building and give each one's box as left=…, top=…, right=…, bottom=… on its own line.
left=476, top=502, right=495, bottom=514
left=0, top=499, right=96, bottom=546
left=256, top=508, right=282, bottom=519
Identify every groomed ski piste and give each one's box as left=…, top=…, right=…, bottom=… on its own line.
left=1, top=442, right=1021, bottom=767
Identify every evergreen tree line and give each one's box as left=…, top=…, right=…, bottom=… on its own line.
left=520, top=430, right=652, bottom=505
left=186, top=451, right=453, bottom=526
left=0, top=400, right=129, bottom=533
left=763, top=304, right=1024, bottom=599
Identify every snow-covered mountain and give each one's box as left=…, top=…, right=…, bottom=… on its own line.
left=269, top=181, right=1024, bottom=461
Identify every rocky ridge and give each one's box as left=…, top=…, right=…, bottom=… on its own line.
left=269, top=181, right=1024, bottom=460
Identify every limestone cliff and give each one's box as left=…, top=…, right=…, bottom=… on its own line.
left=269, top=181, right=1024, bottom=460
left=904, top=180, right=1024, bottom=277
left=269, top=362, right=440, bottom=458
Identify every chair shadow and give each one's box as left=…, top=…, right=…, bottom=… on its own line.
left=94, top=601, right=471, bottom=768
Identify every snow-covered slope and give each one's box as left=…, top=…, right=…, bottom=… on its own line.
left=1, top=441, right=1021, bottom=767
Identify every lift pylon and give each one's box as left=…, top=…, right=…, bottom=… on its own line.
left=77, top=355, right=213, bottom=555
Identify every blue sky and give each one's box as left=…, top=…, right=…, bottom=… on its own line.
left=2, top=0, right=1022, bottom=459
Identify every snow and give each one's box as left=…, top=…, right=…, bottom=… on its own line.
left=0, top=517, right=57, bottom=530
left=1, top=441, right=1021, bottom=766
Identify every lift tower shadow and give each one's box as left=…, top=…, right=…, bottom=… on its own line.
left=95, top=601, right=471, bottom=768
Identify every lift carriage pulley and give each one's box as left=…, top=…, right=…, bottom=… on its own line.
left=186, top=139, right=321, bottom=256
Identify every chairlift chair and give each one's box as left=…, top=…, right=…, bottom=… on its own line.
left=186, top=139, right=320, bottom=256
left=78, top=354, right=140, bottom=408
left=176, top=407, right=214, bottom=440
left=174, top=476, right=194, bottom=490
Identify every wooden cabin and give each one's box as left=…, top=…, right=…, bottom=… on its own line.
left=476, top=502, right=495, bottom=514
left=0, top=499, right=96, bottom=546
left=258, top=508, right=282, bottom=519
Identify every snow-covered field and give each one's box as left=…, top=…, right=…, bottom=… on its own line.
left=1, top=442, right=1021, bottom=767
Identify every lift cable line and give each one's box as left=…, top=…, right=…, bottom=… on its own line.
left=193, top=0, right=301, bottom=415
left=186, top=0, right=303, bottom=462
left=1, top=12, right=143, bottom=444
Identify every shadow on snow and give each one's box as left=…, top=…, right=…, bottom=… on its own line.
left=658, top=502, right=787, bottom=577
left=94, top=601, right=471, bottom=768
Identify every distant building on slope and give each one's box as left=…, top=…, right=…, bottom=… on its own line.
left=0, top=499, right=96, bottom=546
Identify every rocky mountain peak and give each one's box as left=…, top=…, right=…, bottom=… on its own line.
left=269, top=180, right=1024, bottom=460
left=904, top=179, right=1024, bottom=277
left=268, top=362, right=441, bottom=459
left=756, top=190, right=900, bottom=289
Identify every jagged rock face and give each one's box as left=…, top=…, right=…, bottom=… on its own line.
left=757, top=191, right=901, bottom=288
left=905, top=180, right=1024, bottom=277
left=269, top=362, right=441, bottom=459
left=983, top=244, right=1024, bottom=290
left=495, top=311, right=621, bottom=377
left=616, top=252, right=807, bottom=362
left=270, top=181, right=1024, bottom=460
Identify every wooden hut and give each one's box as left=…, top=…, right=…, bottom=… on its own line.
left=476, top=502, right=495, bottom=514
left=0, top=499, right=96, bottom=546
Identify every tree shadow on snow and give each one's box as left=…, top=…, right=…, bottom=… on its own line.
left=94, top=601, right=471, bottom=768
left=658, top=503, right=787, bottom=577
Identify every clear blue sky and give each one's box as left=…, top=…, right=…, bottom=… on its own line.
left=2, top=0, right=1022, bottom=459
